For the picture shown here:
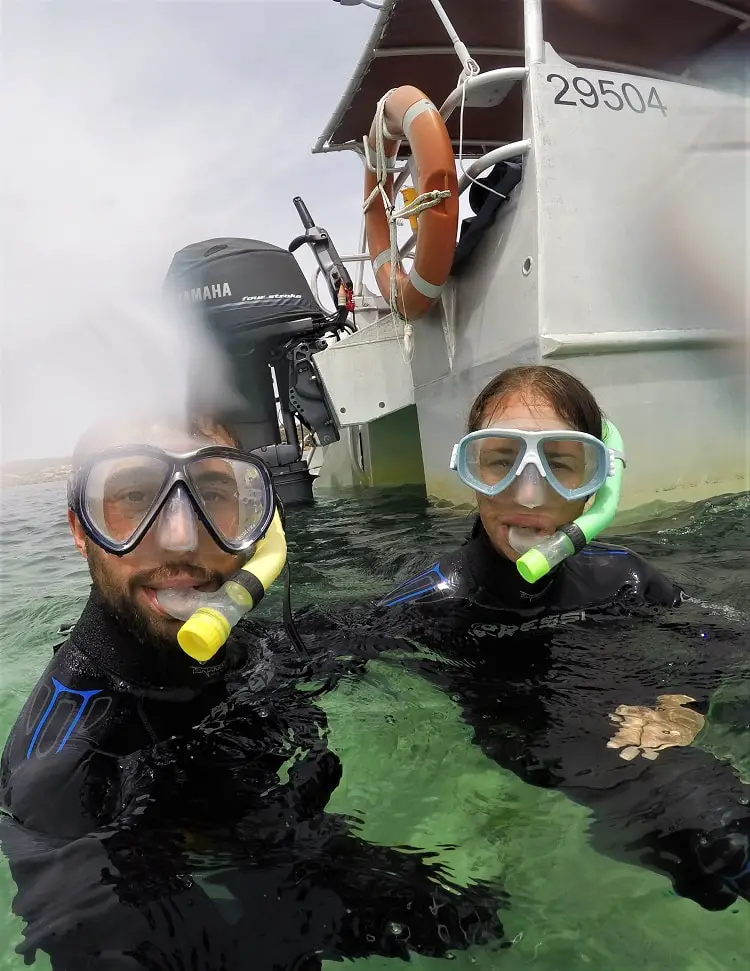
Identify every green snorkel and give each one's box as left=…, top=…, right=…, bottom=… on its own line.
left=516, top=420, right=626, bottom=583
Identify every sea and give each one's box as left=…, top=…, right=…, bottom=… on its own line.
left=0, top=480, right=748, bottom=970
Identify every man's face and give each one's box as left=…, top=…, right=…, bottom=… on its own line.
left=69, top=424, right=245, bottom=649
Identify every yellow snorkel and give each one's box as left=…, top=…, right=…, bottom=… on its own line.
left=156, top=510, right=287, bottom=662
left=515, top=420, right=626, bottom=583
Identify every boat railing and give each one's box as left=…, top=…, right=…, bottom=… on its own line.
left=456, top=139, right=531, bottom=192
left=395, top=136, right=532, bottom=261
left=439, top=66, right=528, bottom=123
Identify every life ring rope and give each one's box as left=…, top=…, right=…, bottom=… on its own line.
left=362, top=85, right=459, bottom=349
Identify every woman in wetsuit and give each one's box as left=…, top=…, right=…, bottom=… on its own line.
left=370, top=365, right=750, bottom=911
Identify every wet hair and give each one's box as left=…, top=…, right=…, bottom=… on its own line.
left=69, top=413, right=240, bottom=487
left=189, top=416, right=240, bottom=448
left=467, top=365, right=604, bottom=439
left=68, top=414, right=241, bottom=513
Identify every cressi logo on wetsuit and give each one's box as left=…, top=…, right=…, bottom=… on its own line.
left=469, top=611, right=587, bottom=638
left=380, top=559, right=588, bottom=634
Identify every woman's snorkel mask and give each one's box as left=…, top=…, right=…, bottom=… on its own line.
left=68, top=444, right=303, bottom=663
left=450, top=420, right=626, bottom=582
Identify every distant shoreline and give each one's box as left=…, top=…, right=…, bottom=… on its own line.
left=1, top=458, right=72, bottom=488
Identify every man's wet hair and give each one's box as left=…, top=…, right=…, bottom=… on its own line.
left=71, top=414, right=240, bottom=466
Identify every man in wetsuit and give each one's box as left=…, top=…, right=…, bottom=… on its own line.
left=0, top=415, right=506, bottom=970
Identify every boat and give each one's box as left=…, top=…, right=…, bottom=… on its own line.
left=304, top=0, right=749, bottom=514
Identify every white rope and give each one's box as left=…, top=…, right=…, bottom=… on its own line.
left=363, top=91, right=452, bottom=362
left=388, top=187, right=450, bottom=362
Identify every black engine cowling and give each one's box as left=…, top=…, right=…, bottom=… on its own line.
left=165, top=237, right=330, bottom=348
left=165, top=235, right=345, bottom=506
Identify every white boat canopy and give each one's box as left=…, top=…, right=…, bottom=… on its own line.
left=315, top=0, right=750, bottom=156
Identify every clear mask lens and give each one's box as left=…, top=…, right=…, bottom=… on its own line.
left=465, top=435, right=524, bottom=491
left=462, top=432, right=604, bottom=501
left=538, top=438, right=601, bottom=494
left=84, top=454, right=171, bottom=548
left=188, top=456, right=268, bottom=548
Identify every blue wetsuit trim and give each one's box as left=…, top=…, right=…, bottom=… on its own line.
left=379, top=563, right=449, bottom=608
left=26, top=678, right=103, bottom=759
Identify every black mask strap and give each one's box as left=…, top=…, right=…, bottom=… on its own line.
left=282, top=560, right=308, bottom=660
left=274, top=497, right=308, bottom=660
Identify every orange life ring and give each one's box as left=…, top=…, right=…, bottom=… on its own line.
left=364, top=85, right=459, bottom=320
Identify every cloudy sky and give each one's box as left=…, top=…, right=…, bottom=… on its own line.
left=1, top=0, right=378, bottom=461
left=2, top=1, right=747, bottom=462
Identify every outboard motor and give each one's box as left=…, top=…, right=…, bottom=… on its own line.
left=164, top=198, right=353, bottom=506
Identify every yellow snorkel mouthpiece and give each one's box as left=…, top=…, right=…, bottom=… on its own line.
left=177, top=603, right=242, bottom=664
left=155, top=511, right=287, bottom=663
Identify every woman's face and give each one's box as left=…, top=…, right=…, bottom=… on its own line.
left=474, top=391, right=588, bottom=562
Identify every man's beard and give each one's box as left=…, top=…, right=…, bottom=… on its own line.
left=85, top=542, right=223, bottom=654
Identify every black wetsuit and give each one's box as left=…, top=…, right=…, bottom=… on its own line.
left=0, top=588, right=506, bottom=970
left=354, top=521, right=750, bottom=912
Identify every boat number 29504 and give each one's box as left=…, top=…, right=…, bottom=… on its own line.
left=546, top=74, right=668, bottom=116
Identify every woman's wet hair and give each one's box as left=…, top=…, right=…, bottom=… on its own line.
left=467, top=365, right=604, bottom=439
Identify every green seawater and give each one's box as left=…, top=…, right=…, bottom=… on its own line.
left=1, top=481, right=748, bottom=970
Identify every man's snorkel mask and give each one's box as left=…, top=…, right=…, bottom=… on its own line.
left=450, top=420, right=626, bottom=582
left=68, top=443, right=302, bottom=663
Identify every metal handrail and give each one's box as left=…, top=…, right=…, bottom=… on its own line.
left=439, top=66, right=527, bottom=122
left=457, top=138, right=531, bottom=193
left=524, top=0, right=545, bottom=65
left=395, top=138, right=532, bottom=259
left=371, top=46, right=693, bottom=84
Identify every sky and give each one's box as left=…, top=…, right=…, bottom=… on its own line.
left=1, top=1, right=747, bottom=462
left=0, top=0, right=379, bottom=461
